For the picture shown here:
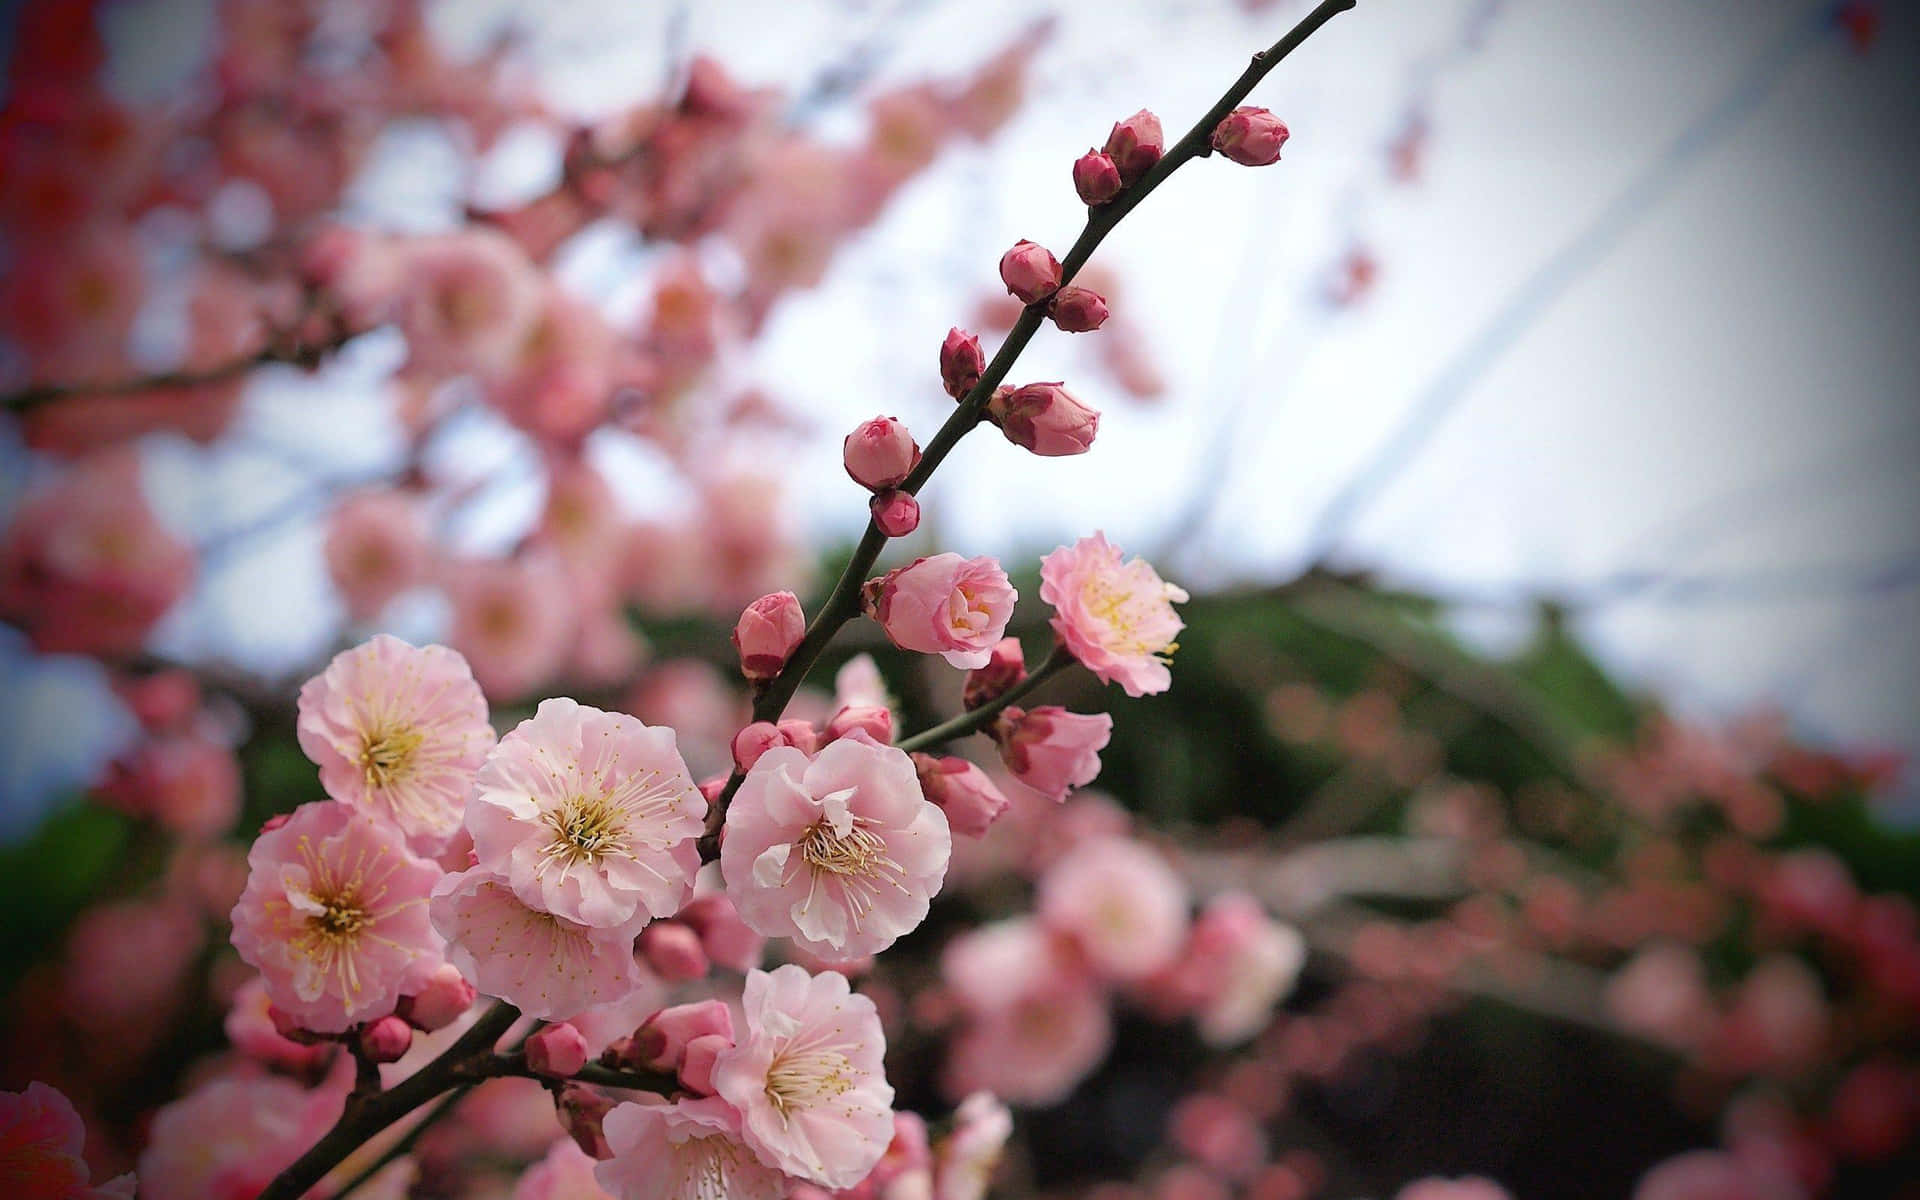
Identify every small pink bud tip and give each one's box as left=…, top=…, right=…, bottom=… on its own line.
left=732, top=591, right=805, bottom=682
left=678, top=1033, right=728, bottom=1095
left=940, top=327, right=986, bottom=399
left=775, top=718, right=819, bottom=755
left=627, top=1000, right=734, bottom=1071
left=1104, top=109, right=1165, bottom=184
left=963, top=637, right=1027, bottom=710
left=912, top=753, right=1012, bottom=837
left=1048, top=285, right=1110, bottom=333
left=525, top=1021, right=591, bottom=1077
left=399, top=962, right=478, bottom=1032
left=1211, top=106, right=1289, bottom=166
left=638, top=921, right=711, bottom=982
left=556, top=1082, right=616, bottom=1159
left=698, top=774, right=727, bottom=804
left=869, top=488, right=921, bottom=538
left=825, top=704, right=894, bottom=745
left=843, top=416, right=921, bottom=490
left=358, top=1015, right=413, bottom=1064
left=1073, top=149, right=1124, bottom=205
left=731, top=721, right=786, bottom=772
left=986, top=381, right=1100, bottom=456
left=999, top=239, right=1062, bottom=306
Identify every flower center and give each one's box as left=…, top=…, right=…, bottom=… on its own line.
left=360, top=725, right=425, bottom=789
left=310, top=893, right=369, bottom=940
left=538, top=794, right=630, bottom=874
left=764, top=1046, right=857, bottom=1120
left=799, top=818, right=893, bottom=878
left=1080, top=576, right=1178, bottom=660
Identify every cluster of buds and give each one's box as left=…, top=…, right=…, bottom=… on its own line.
left=730, top=702, right=897, bottom=772
left=1075, top=109, right=1165, bottom=205
left=999, top=240, right=1111, bottom=334
left=844, top=415, right=924, bottom=538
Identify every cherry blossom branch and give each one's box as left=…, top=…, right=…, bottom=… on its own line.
left=0, top=324, right=356, bottom=413
left=331, top=1087, right=466, bottom=1199
left=702, top=0, right=1360, bottom=841
left=895, top=643, right=1073, bottom=753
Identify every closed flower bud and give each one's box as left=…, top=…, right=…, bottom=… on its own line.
left=1105, top=109, right=1164, bottom=183
left=624, top=999, right=734, bottom=1072
left=358, top=1015, right=413, bottom=1063
left=678, top=893, right=765, bottom=973
left=870, top=488, right=921, bottom=537
left=825, top=704, right=894, bottom=744
left=678, top=1032, right=729, bottom=1095
left=993, top=704, right=1113, bottom=801
left=639, top=921, right=711, bottom=981
left=940, top=327, right=986, bottom=399
left=843, top=416, right=920, bottom=491
left=1073, top=149, right=1125, bottom=205
left=556, top=1082, right=616, bottom=1159
left=913, top=753, right=1012, bottom=837
left=731, top=721, right=787, bottom=772
left=964, top=637, right=1027, bottom=710
left=999, top=239, right=1062, bottom=305
left=987, top=382, right=1100, bottom=456
left=1211, top=106, right=1289, bottom=166
left=399, top=962, right=477, bottom=1032
left=525, top=1021, right=590, bottom=1077
left=1048, top=285, right=1110, bottom=333
left=732, top=591, right=805, bottom=681
left=775, top=718, right=819, bottom=755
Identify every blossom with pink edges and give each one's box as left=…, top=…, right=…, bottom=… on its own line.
left=444, top=555, right=577, bottom=701
left=913, top=754, right=1012, bottom=838
left=935, top=1092, right=1014, bottom=1200
left=721, top=738, right=951, bottom=959
left=393, top=229, right=542, bottom=379
left=137, top=1074, right=338, bottom=1200
left=0, top=1082, right=134, bottom=1199
left=869, top=553, right=1017, bottom=670
left=324, top=489, right=430, bottom=621
left=296, top=635, right=495, bottom=854
left=595, top=1096, right=787, bottom=1200
left=712, top=965, right=897, bottom=1189
left=1152, top=892, right=1307, bottom=1047
left=466, top=697, right=705, bottom=930
left=230, top=801, right=445, bottom=1033
left=429, top=867, right=647, bottom=1021
left=733, top=591, right=806, bottom=681
left=1038, top=835, right=1190, bottom=982
left=1040, top=533, right=1187, bottom=697
left=994, top=706, right=1113, bottom=801
left=941, top=918, right=1112, bottom=1106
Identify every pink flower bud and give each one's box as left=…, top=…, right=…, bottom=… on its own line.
left=698, top=775, right=727, bottom=804
left=987, top=382, right=1099, bottom=456
left=913, top=753, right=1012, bottom=837
left=776, top=718, right=820, bottom=755
left=731, top=721, right=787, bottom=772
left=526, top=1021, right=591, bottom=1077
left=638, top=921, right=710, bottom=982
left=1073, top=149, right=1124, bottom=205
left=678, top=1033, right=729, bottom=1096
left=678, top=894, right=765, bottom=973
left=940, top=327, right=986, bottom=399
left=843, top=416, right=921, bottom=490
left=870, top=489, right=921, bottom=537
left=1048, top=285, right=1110, bottom=333
left=1105, top=109, right=1165, bottom=183
left=825, top=704, right=894, bottom=745
left=556, top=1082, right=616, bottom=1159
left=1211, top=106, right=1289, bottom=166
left=398, top=962, right=477, bottom=1032
left=994, top=704, right=1113, bottom=801
left=358, top=1015, right=413, bottom=1063
left=624, top=1000, right=735, bottom=1072
left=964, top=637, right=1027, bottom=710
left=999, top=240, right=1061, bottom=306
left=732, top=591, right=805, bottom=681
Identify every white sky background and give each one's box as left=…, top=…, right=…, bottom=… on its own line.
left=70, top=0, right=1918, bottom=814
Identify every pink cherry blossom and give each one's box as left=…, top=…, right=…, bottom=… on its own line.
left=935, top=1092, right=1013, bottom=1200
left=0, top=1082, right=134, bottom=1200
left=466, top=697, right=705, bottom=930
left=393, top=229, right=543, bottom=380
left=230, top=800, right=445, bottom=1033
left=994, top=706, right=1113, bottom=802
left=1186, top=896, right=1307, bottom=1047
left=138, top=1073, right=340, bottom=1200
left=515, top=1137, right=614, bottom=1200
left=721, top=738, right=951, bottom=959
left=296, top=635, right=495, bottom=854
left=1038, top=835, right=1190, bottom=982
left=595, top=1096, right=787, bottom=1200
left=712, top=965, right=897, bottom=1188
left=1040, top=533, right=1187, bottom=697
left=870, top=553, right=1017, bottom=670
left=444, top=555, right=577, bottom=701
left=913, top=754, right=1011, bottom=838
left=324, top=489, right=430, bottom=621
left=429, top=868, right=646, bottom=1021
left=941, top=918, right=1112, bottom=1106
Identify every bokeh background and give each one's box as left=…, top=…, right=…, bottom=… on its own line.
left=1, top=1, right=1917, bottom=1197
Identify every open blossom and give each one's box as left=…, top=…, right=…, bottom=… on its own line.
left=430, top=868, right=645, bottom=1021
left=0, top=1082, right=134, bottom=1200
left=466, top=697, right=705, bottom=930
left=1631, top=1152, right=1803, bottom=1200
left=1175, top=894, right=1308, bottom=1046
left=712, top=965, right=897, bottom=1188
left=994, top=706, right=1112, bottom=801
left=1039, top=835, right=1190, bottom=981
left=595, top=1097, right=786, bottom=1200
left=445, top=554, right=576, bottom=701
left=138, top=1074, right=339, bottom=1200
left=296, top=635, right=495, bottom=853
left=869, top=553, right=1016, bottom=670
left=230, top=801, right=445, bottom=1033
left=393, top=229, right=542, bottom=379
left=942, top=918, right=1112, bottom=1106
left=324, top=489, right=430, bottom=621
left=1040, top=533, right=1187, bottom=697
left=723, top=738, right=950, bottom=959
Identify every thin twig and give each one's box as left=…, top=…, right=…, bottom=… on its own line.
left=894, top=644, right=1073, bottom=754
